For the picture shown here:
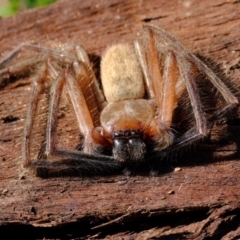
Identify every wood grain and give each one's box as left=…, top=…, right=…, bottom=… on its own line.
left=0, top=0, right=240, bottom=238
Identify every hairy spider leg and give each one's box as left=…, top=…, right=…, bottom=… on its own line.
left=22, top=62, right=49, bottom=166
left=0, top=57, right=42, bottom=82
left=135, top=31, right=178, bottom=128
left=65, top=65, right=97, bottom=153
left=75, top=45, right=106, bottom=111
left=173, top=55, right=208, bottom=146
left=45, top=67, right=65, bottom=157
left=0, top=45, right=24, bottom=68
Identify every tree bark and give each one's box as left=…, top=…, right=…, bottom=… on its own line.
left=0, top=0, right=240, bottom=239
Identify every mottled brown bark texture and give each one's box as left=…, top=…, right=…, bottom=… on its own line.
left=0, top=0, right=240, bottom=239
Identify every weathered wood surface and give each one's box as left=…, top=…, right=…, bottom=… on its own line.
left=0, top=0, right=240, bottom=239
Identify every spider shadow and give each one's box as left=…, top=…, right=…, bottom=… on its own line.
left=198, top=54, right=240, bottom=161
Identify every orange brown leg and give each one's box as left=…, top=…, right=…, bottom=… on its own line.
left=135, top=28, right=178, bottom=129
left=22, top=62, right=49, bottom=166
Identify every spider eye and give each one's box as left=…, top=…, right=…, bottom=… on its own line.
left=113, top=137, right=146, bottom=163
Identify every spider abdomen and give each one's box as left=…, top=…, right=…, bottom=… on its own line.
left=101, top=44, right=144, bottom=102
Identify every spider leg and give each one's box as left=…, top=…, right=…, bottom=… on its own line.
left=65, top=64, right=99, bottom=153
left=134, top=40, right=155, bottom=99
left=160, top=52, right=179, bottom=126
left=72, top=60, right=101, bottom=126
left=75, top=45, right=106, bottom=111
left=22, top=62, right=49, bottom=166
left=167, top=55, right=208, bottom=150
left=0, top=57, right=42, bottom=82
left=22, top=58, right=66, bottom=167
left=45, top=68, right=65, bottom=157
left=135, top=35, right=178, bottom=127
left=0, top=45, right=23, bottom=68
left=178, top=55, right=208, bottom=134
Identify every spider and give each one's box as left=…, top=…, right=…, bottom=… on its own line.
left=0, top=24, right=239, bottom=176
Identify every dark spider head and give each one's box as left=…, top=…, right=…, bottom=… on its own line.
left=112, top=130, right=146, bottom=162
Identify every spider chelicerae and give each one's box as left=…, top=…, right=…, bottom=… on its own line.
left=0, top=24, right=239, bottom=176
